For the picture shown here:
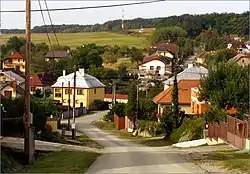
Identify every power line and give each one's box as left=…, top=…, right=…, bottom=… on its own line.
left=0, top=0, right=166, bottom=13
left=43, top=0, right=61, bottom=50
left=37, top=0, right=53, bottom=51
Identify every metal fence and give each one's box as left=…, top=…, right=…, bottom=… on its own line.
left=62, top=107, right=87, bottom=119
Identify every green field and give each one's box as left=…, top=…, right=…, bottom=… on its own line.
left=1, top=28, right=155, bottom=49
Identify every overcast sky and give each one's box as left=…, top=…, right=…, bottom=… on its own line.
left=1, top=1, right=249, bottom=29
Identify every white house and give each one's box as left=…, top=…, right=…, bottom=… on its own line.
left=139, top=55, right=172, bottom=80
left=227, top=40, right=250, bottom=53
left=163, top=64, right=208, bottom=90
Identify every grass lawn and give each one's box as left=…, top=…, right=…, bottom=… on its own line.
left=72, top=134, right=104, bottom=149
left=1, top=32, right=150, bottom=49
left=190, top=150, right=250, bottom=173
left=103, top=57, right=137, bottom=70
left=22, top=151, right=100, bottom=173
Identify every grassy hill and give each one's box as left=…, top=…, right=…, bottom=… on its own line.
left=0, top=29, right=155, bottom=49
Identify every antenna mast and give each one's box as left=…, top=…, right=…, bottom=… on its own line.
left=122, top=8, right=125, bottom=32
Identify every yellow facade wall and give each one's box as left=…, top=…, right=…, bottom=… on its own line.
left=87, top=87, right=105, bottom=109
left=53, top=87, right=104, bottom=109
left=3, top=58, right=25, bottom=72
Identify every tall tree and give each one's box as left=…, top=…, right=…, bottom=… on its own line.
left=129, top=47, right=144, bottom=67
left=200, top=62, right=249, bottom=114
left=151, top=26, right=187, bottom=44
left=126, top=82, right=138, bottom=131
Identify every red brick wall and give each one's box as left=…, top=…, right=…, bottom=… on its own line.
left=114, top=113, right=125, bottom=130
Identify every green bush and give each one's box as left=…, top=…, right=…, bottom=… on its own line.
left=39, top=125, right=67, bottom=144
left=170, top=116, right=205, bottom=143
left=1, top=97, right=56, bottom=136
left=138, top=120, right=162, bottom=137
left=113, top=103, right=126, bottom=116
left=103, top=110, right=114, bottom=122
left=91, top=100, right=109, bottom=110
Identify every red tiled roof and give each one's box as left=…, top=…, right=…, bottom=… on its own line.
left=30, top=73, right=58, bottom=86
left=104, top=94, right=128, bottom=100
left=5, top=52, right=25, bottom=59
left=141, top=55, right=171, bottom=65
left=153, top=80, right=200, bottom=104
left=150, top=41, right=179, bottom=56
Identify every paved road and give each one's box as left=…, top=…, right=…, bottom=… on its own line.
left=71, top=111, right=206, bottom=174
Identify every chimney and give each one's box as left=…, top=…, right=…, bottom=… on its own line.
left=79, top=68, right=85, bottom=76
left=63, top=70, right=66, bottom=77
left=188, top=64, right=193, bottom=69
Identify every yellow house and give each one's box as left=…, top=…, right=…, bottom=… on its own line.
left=2, top=52, right=25, bottom=73
left=51, top=69, right=105, bottom=109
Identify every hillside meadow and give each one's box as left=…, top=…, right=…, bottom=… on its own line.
left=0, top=28, right=155, bottom=49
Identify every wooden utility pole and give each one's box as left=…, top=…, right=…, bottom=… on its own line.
left=72, top=65, right=76, bottom=139
left=61, top=82, right=64, bottom=120
left=111, top=79, right=117, bottom=106
left=24, top=0, right=34, bottom=165
left=67, top=81, right=70, bottom=131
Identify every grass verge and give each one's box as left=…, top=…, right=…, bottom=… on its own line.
left=66, top=134, right=104, bottom=149
left=135, top=138, right=173, bottom=147
left=189, top=150, right=250, bottom=173
left=22, top=151, right=100, bottom=173
left=92, top=120, right=172, bottom=147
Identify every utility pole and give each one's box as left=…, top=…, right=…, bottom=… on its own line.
left=67, top=81, right=70, bottom=131
left=72, top=65, right=76, bottom=139
left=136, top=79, right=139, bottom=129
left=24, top=0, right=34, bottom=165
left=61, top=82, right=64, bottom=119
left=111, top=79, right=117, bottom=107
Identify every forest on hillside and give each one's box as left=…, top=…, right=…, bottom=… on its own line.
left=1, top=12, right=249, bottom=38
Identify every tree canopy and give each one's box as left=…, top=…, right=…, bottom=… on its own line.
left=200, top=62, right=249, bottom=114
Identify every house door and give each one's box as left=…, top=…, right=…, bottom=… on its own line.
left=4, top=91, right=12, bottom=98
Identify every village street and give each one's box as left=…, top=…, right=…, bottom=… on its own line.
left=70, top=111, right=206, bottom=174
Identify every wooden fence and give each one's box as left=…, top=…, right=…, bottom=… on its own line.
left=208, top=115, right=249, bottom=149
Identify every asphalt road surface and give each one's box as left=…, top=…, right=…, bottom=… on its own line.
left=69, top=111, right=206, bottom=174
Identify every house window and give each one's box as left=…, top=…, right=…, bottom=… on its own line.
left=76, top=100, right=79, bottom=104
left=242, top=60, right=245, bottom=64
left=18, top=59, right=20, bottom=62
left=31, top=87, right=36, bottom=92
left=156, top=66, right=161, bottom=70
left=55, top=88, right=61, bottom=92
left=2, top=77, right=6, bottom=81
left=63, top=99, right=66, bottom=103
left=94, top=88, right=96, bottom=94
left=65, top=89, right=72, bottom=94
left=68, top=99, right=71, bottom=103
left=150, top=66, right=154, bottom=70
left=55, top=93, right=61, bottom=98
left=77, top=89, right=84, bottom=95
left=197, top=104, right=200, bottom=113
left=23, top=60, right=25, bottom=62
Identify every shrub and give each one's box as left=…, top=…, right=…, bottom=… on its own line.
left=113, top=103, right=126, bottom=116
left=170, top=116, right=205, bottom=143
left=91, top=100, right=109, bottom=110
left=103, top=110, right=114, bottom=122
left=138, top=120, right=162, bottom=137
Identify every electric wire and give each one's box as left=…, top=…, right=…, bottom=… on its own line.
left=37, top=0, right=54, bottom=55
left=0, top=0, right=167, bottom=13
left=44, top=0, right=61, bottom=51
